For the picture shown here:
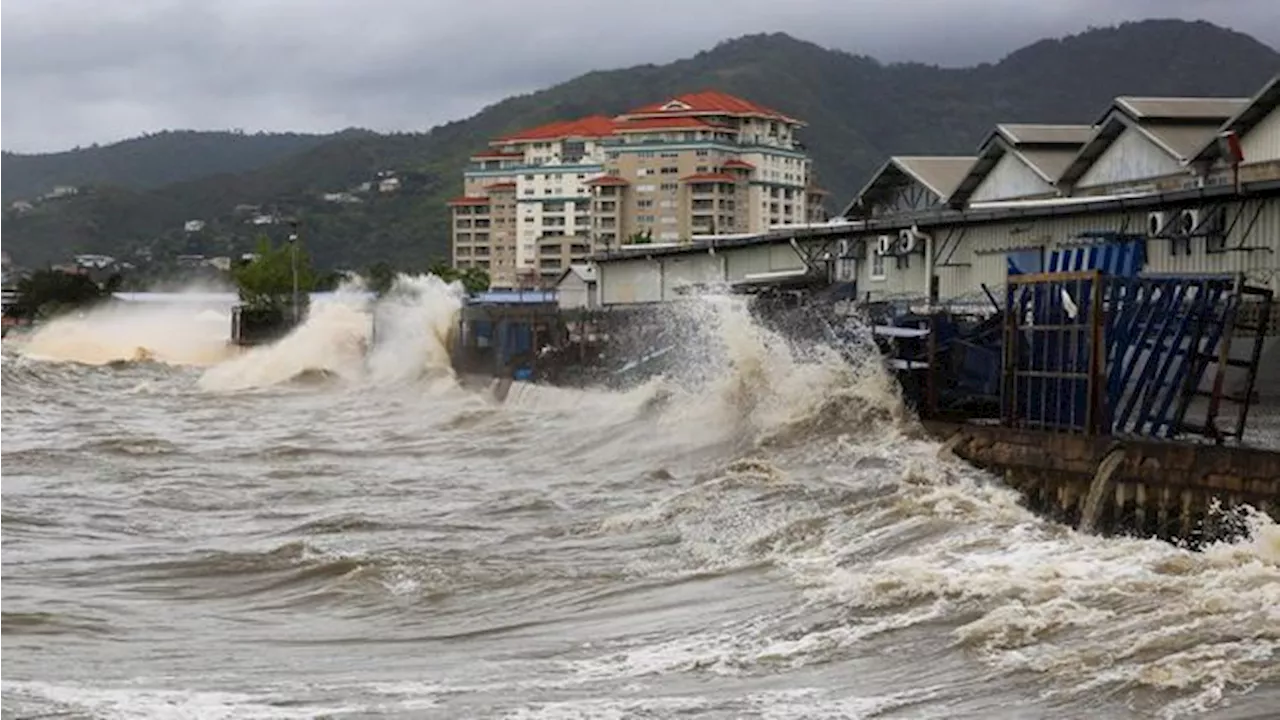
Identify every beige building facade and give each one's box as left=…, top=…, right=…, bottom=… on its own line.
left=449, top=91, right=823, bottom=289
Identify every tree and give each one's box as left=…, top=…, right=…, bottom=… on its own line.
left=426, top=258, right=490, bottom=294
left=232, top=235, right=315, bottom=311
left=364, top=261, right=396, bottom=295
left=9, top=269, right=107, bottom=320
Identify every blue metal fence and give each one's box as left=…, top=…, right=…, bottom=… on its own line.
left=1002, top=271, right=1241, bottom=438
left=1046, top=234, right=1146, bottom=277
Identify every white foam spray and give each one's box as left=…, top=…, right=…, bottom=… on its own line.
left=197, top=274, right=465, bottom=393
left=15, top=295, right=236, bottom=367
left=363, top=275, right=465, bottom=386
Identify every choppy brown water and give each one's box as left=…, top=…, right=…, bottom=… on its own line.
left=3, top=278, right=1279, bottom=720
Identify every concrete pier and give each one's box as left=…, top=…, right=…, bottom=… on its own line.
left=927, top=421, right=1280, bottom=545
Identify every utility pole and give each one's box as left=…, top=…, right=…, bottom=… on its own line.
left=288, top=220, right=300, bottom=324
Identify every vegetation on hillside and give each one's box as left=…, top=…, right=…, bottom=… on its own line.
left=1, top=129, right=370, bottom=203
left=2, top=20, right=1276, bottom=272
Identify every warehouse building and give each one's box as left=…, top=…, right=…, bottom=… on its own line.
left=589, top=73, right=1280, bottom=309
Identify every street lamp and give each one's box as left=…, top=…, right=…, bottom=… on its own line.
left=288, top=220, right=300, bottom=324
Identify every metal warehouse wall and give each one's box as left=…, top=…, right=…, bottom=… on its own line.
left=1143, top=199, right=1280, bottom=293
left=878, top=196, right=1280, bottom=304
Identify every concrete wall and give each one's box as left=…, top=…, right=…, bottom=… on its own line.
left=599, top=257, right=663, bottom=305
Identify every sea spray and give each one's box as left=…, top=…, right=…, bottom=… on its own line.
left=16, top=296, right=235, bottom=367
left=644, top=292, right=901, bottom=448
left=198, top=274, right=465, bottom=392
left=197, top=289, right=373, bottom=392
left=363, top=275, right=465, bottom=386
left=6, top=277, right=1280, bottom=719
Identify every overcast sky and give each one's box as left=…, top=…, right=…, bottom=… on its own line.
left=3, top=0, right=1277, bottom=153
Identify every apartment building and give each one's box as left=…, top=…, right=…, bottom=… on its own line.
left=448, top=91, right=822, bottom=289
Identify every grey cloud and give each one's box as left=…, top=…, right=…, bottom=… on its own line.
left=3, top=0, right=1277, bottom=152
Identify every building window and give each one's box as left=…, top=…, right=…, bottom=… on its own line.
left=636, top=184, right=656, bottom=193
left=637, top=199, right=654, bottom=209
left=871, top=249, right=887, bottom=280
left=696, top=150, right=709, bottom=157
left=660, top=182, right=678, bottom=191
left=660, top=166, right=678, bottom=174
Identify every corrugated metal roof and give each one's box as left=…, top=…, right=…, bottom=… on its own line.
left=1058, top=103, right=1236, bottom=189
left=891, top=156, right=978, bottom=199
left=998, top=123, right=1094, bottom=146
left=1140, top=121, right=1225, bottom=161
left=1115, top=97, right=1250, bottom=121
left=844, top=156, right=976, bottom=217
left=1015, top=148, right=1080, bottom=183
left=1191, top=73, right=1280, bottom=164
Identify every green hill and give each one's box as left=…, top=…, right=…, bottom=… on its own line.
left=3, top=19, right=1276, bottom=272
left=1, top=130, right=372, bottom=204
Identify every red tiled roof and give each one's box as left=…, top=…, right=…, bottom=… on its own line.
left=471, top=150, right=523, bottom=159
left=612, top=116, right=734, bottom=132
left=485, top=182, right=517, bottom=191
left=447, top=196, right=490, bottom=206
left=721, top=159, right=755, bottom=169
left=585, top=175, right=630, bottom=186
left=623, top=90, right=799, bottom=124
left=680, top=173, right=739, bottom=183
left=496, top=115, right=616, bottom=142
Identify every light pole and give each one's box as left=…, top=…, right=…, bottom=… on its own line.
left=288, top=220, right=300, bottom=324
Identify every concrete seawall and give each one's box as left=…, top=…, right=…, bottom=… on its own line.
left=928, top=421, right=1280, bottom=545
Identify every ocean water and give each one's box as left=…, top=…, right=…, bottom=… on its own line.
left=3, top=277, right=1278, bottom=720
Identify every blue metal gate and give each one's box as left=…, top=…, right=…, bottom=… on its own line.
left=1002, top=271, right=1242, bottom=438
